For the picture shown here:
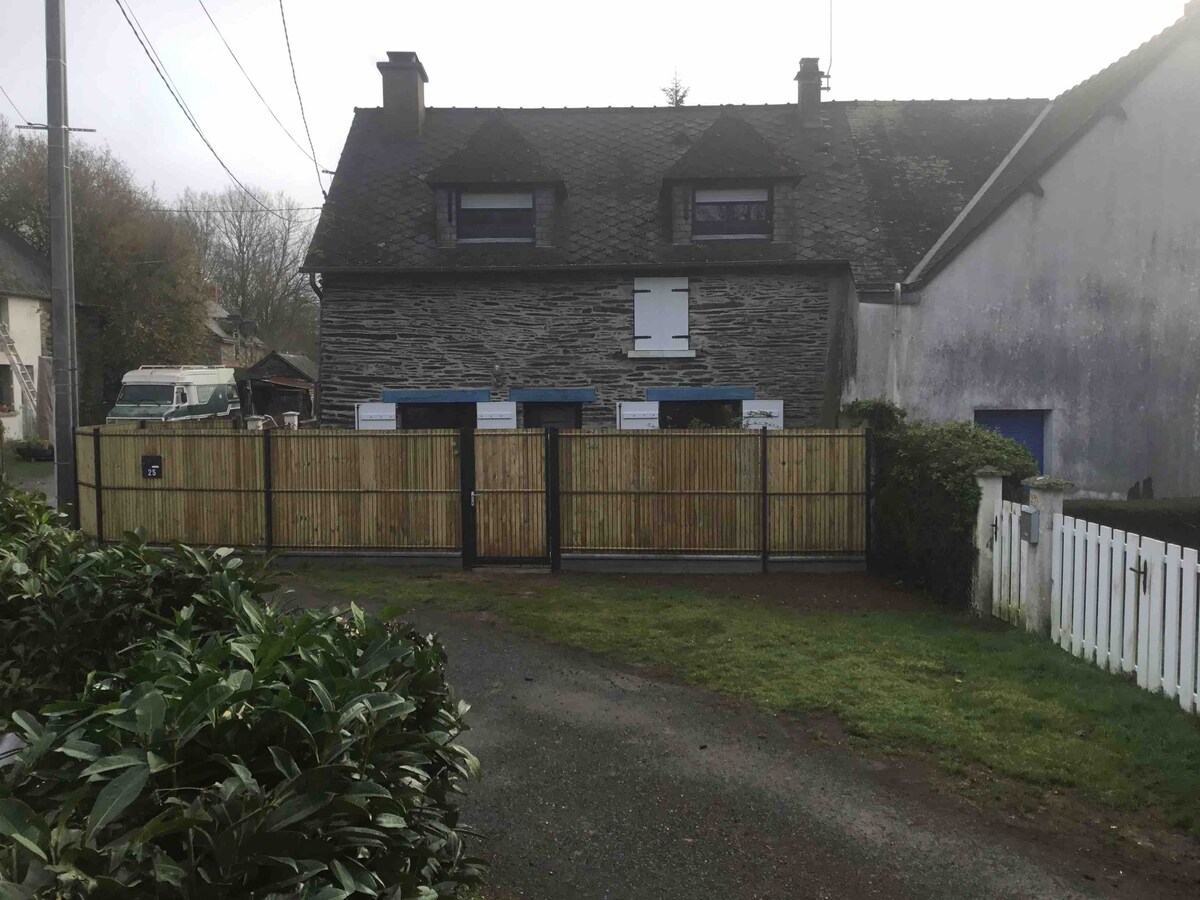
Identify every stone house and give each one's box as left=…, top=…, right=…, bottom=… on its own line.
left=305, top=52, right=1043, bottom=430
left=850, top=4, right=1200, bottom=496
left=0, top=223, right=52, bottom=441
left=205, top=299, right=266, bottom=368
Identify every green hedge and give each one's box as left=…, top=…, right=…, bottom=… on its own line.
left=0, top=483, right=483, bottom=898
left=845, top=400, right=1037, bottom=605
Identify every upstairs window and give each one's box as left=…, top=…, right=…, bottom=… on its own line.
left=692, top=187, right=770, bottom=238
left=457, top=191, right=534, bottom=242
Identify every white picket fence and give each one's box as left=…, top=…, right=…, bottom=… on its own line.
left=1050, top=515, right=1200, bottom=713
left=992, top=500, right=1027, bottom=625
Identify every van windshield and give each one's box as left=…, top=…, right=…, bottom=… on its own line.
left=116, top=384, right=174, bottom=404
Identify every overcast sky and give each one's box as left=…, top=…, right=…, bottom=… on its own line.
left=0, top=0, right=1189, bottom=210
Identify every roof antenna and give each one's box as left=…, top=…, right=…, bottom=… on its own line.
left=824, top=0, right=834, bottom=92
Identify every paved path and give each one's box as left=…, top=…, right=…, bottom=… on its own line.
left=409, top=609, right=1129, bottom=900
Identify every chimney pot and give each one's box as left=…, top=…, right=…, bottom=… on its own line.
left=795, top=57, right=824, bottom=126
left=377, top=51, right=428, bottom=139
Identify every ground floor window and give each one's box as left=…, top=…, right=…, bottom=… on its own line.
left=659, top=400, right=742, bottom=429
left=522, top=402, right=582, bottom=430
left=397, top=403, right=477, bottom=429
left=0, top=365, right=12, bottom=411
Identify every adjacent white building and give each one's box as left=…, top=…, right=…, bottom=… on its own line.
left=850, top=5, right=1200, bottom=497
left=0, top=223, right=52, bottom=442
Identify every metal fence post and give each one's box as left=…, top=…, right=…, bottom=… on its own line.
left=262, top=428, right=274, bottom=551
left=459, top=428, right=476, bottom=570
left=546, top=428, right=562, bottom=572
left=864, top=429, right=874, bottom=567
left=760, top=426, right=769, bottom=574
left=92, top=427, right=103, bottom=543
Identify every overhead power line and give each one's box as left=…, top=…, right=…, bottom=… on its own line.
left=111, top=0, right=289, bottom=222
left=195, top=0, right=327, bottom=172
left=0, top=83, right=31, bottom=124
left=149, top=205, right=323, bottom=213
left=278, top=0, right=326, bottom=198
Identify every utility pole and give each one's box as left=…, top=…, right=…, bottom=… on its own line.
left=46, top=0, right=79, bottom=522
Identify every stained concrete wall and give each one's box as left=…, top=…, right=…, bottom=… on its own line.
left=320, top=269, right=849, bottom=429
left=849, top=35, right=1200, bottom=497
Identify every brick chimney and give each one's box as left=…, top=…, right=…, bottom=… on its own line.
left=377, top=51, right=428, bottom=139
left=795, top=58, right=824, bottom=125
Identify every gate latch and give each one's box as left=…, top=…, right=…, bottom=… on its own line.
left=1129, top=558, right=1148, bottom=592
left=470, top=490, right=477, bottom=509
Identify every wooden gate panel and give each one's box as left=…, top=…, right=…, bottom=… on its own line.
left=560, top=430, right=761, bottom=553
left=272, top=430, right=459, bottom=550
left=767, top=430, right=866, bottom=554
left=474, top=430, right=546, bottom=560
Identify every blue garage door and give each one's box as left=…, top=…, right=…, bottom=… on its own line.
left=973, top=409, right=1046, bottom=472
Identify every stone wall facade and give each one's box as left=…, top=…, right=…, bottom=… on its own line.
left=319, top=268, right=847, bottom=428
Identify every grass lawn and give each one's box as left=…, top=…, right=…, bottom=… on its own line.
left=285, top=564, right=1200, bottom=836
left=1, top=446, right=54, bottom=494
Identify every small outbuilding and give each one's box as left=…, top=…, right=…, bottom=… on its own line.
left=241, top=352, right=317, bottom=422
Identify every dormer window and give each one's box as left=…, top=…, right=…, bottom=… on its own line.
left=692, top=187, right=770, bottom=239
left=456, top=191, right=535, bottom=242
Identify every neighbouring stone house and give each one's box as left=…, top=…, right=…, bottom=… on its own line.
left=205, top=299, right=266, bottom=368
left=850, top=3, right=1200, bottom=496
left=0, top=223, right=52, bottom=441
left=305, top=51, right=1043, bottom=430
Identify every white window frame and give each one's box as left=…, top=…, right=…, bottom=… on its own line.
left=457, top=191, right=535, bottom=243
left=629, top=276, right=696, bottom=358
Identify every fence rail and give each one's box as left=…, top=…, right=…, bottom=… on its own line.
left=74, top=426, right=868, bottom=565
left=1049, top=514, right=1200, bottom=713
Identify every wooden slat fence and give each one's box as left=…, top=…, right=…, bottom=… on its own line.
left=992, top=499, right=1027, bottom=625
left=1050, top=514, right=1200, bottom=713
left=75, top=426, right=867, bottom=562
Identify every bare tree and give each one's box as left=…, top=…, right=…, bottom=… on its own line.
left=178, top=187, right=318, bottom=357
left=0, top=117, right=209, bottom=422
left=661, top=71, right=690, bottom=107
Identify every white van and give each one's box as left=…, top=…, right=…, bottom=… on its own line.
left=106, top=366, right=241, bottom=423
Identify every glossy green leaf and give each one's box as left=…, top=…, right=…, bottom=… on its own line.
left=86, top=764, right=149, bottom=841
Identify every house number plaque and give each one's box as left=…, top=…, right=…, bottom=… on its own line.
left=141, top=455, right=163, bottom=479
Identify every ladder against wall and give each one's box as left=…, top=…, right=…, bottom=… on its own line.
left=0, top=322, right=37, bottom=408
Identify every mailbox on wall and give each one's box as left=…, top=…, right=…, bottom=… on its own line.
left=355, top=402, right=397, bottom=430
left=742, top=399, right=784, bottom=429
left=476, top=401, right=517, bottom=429
left=617, top=401, right=660, bottom=430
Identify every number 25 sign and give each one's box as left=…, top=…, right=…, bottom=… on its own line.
left=141, top=455, right=163, bottom=479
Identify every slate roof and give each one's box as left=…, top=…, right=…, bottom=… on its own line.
left=306, top=97, right=1045, bottom=283
left=663, top=113, right=800, bottom=182
left=0, top=222, right=51, bottom=300
left=274, top=352, right=318, bottom=381
left=427, top=115, right=562, bottom=185
left=909, top=9, right=1200, bottom=284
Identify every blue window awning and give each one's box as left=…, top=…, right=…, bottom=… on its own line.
left=645, top=386, right=754, bottom=402
left=509, top=387, right=597, bottom=403
left=381, top=388, right=491, bottom=403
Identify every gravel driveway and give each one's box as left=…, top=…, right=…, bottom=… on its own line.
left=403, top=607, right=1167, bottom=900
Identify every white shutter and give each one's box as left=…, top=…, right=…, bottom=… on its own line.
left=476, top=401, right=517, bottom=428
left=632, top=277, right=689, bottom=351
left=356, top=402, right=397, bottom=430
left=742, top=399, right=784, bottom=429
left=617, top=401, right=659, bottom=430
